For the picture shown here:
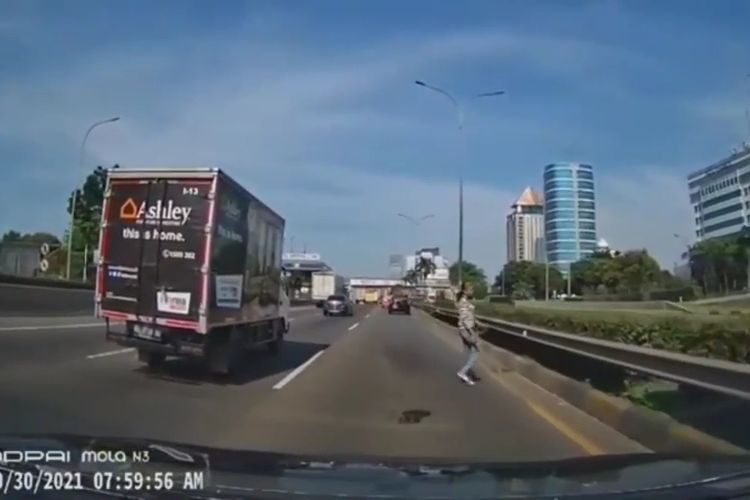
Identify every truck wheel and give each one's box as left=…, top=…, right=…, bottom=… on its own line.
left=267, top=319, right=284, bottom=356
left=267, top=337, right=283, bottom=356
left=139, top=350, right=165, bottom=370
left=207, top=328, right=243, bottom=377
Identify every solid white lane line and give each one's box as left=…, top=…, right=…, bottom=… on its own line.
left=86, top=348, right=134, bottom=359
left=0, top=323, right=104, bottom=332
left=272, top=350, right=325, bottom=390
left=348, top=322, right=360, bottom=331
left=365, top=313, right=371, bottom=318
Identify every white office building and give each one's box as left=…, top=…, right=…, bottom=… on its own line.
left=506, top=187, right=545, bottom=263
left=688, top=144, right=750, bottom=241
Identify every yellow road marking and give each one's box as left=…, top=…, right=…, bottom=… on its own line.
left=489, top=370, right=605, bottom=455
left=525, top=401, right=605, bottom=455
left=419, top=308, right=607, bottom=455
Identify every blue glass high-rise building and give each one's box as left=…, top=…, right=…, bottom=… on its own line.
left=543, top=163, right=597, bottom=272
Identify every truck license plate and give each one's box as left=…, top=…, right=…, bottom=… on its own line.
left=133, top=324, right=162, bottom=341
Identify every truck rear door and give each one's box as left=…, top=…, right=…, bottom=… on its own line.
left=98, top=176, right=213, bottom=329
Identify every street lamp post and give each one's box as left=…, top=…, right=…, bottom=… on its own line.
left=739, top=226, right=750, bottom=292
left=414, top=80, right=505, bottom=287
left=66, top=116, right=120, bottom=280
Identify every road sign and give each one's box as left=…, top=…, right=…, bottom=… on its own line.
left=39, top=259, right=49, bottom=272
left=40, top=243, right=50, bottom=256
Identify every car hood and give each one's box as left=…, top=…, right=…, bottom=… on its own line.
left=2, top=434, right=750, bottom=498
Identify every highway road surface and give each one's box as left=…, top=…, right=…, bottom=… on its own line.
left=0, top=305, right=645, bottom=462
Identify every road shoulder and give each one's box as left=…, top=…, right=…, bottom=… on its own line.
left=417, top=309, right=648, bottom=456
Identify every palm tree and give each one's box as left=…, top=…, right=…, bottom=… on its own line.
left=403, top=269, right=419, bottom=285
left=414, top=256, right=436, bottom=284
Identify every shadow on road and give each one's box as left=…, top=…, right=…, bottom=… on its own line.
left=133, top=340, right=329, bottom=386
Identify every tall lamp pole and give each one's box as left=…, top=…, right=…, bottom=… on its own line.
left=66, top=116, right=120, bottom=280
left=738, top=226, right=750, bottom=292
left=414, top=80, right=505, bottom=286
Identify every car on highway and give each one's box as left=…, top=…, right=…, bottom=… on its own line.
left=388, top=295, right=410, bottom=315
left=323, top=294, right=354, bottom=316
left=381, top=295, right=391, bottom=309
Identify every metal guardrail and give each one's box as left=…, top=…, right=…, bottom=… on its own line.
left=420, top=304, right=750, bottom=401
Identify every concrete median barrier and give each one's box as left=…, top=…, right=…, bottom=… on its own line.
left=0, top=283, right=94, bottom=316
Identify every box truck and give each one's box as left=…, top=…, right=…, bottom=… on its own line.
left=95, top=168, right=288, bottom=375
left=311, top=271, right=345, bottom=302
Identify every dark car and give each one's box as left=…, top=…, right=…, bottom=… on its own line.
left=323, top=294, right=354, bottom=316
left=388, top=295, right=411, bottom=315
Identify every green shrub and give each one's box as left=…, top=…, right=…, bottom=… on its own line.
left=583, top=293, right=643, bottom=302
left=433, top=299, right=455, bottom=309
left=488, top=294, right=514, bottom=305
left=473, top=304, right=750, bottom=363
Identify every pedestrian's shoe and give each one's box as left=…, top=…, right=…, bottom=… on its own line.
left=457, top=372, right=475, bottom=386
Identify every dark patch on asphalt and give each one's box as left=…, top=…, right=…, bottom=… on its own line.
left=398, top=409, right=431, bottom=424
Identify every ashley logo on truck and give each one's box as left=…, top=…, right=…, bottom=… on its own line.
left=120, top=198, right=192, bottom=225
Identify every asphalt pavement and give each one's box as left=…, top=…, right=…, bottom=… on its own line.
left=0, top=304, right=645, bottom=462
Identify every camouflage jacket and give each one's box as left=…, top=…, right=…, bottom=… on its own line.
left=457, top=297, right=478, bottom=343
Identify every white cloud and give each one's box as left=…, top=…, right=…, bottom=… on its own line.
left=0, top=21, right=690, bottom=276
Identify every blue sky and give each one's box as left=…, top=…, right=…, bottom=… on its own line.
left=2, top=0, right=749, bottom=277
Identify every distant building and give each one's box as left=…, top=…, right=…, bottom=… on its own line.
left=687, top=143, right=750, bottom=242
left=0, top=241, right=41, bottom=277
left=506, top=187, right=545, bottom=263
left=543, top=163, right=597, bottom=273
left=281, top=252, right=332, bottom=300
left=388, top=254, right=404, bottom=278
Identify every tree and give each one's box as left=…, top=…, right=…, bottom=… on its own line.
left=414, top=256, right=436, bottom=283
left=1, top=231, right=59, bottom=245
left=568, top=248, right=662, bottom=297
left=689, top=235, right=750, bottom=295
left=450, top=261, right=488, bottom=299
left=495, top=261, right=564, bottom=299
left=66, top=165, right=113, bottom=251
left=403, top=269, right=419, bottom=285
left=511, top=281, right=533, bottom=300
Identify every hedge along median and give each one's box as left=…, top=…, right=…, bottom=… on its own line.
left=441, top=301, right=750, bottom=363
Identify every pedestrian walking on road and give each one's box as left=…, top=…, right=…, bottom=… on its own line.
left=456, top=282, right=480, bottom=386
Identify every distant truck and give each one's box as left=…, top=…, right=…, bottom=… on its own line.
left=350, top=287, right=366, bottom=304
left=364, top=289, right=380, bottom=304
left=311, top=271, right=345, bottom=302
left=95, top=168, right=288, bottom=375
